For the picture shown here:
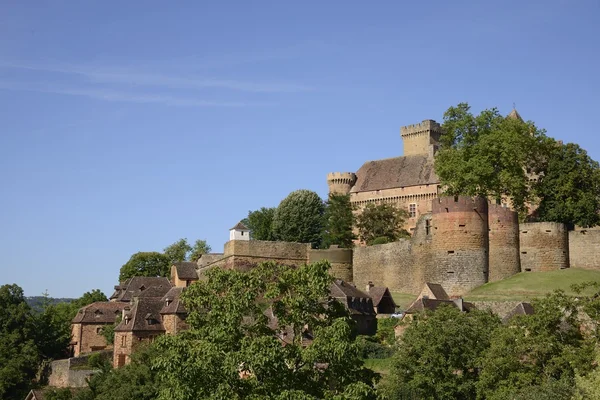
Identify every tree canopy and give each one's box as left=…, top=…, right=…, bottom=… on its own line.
left=322, top=193, right=356, bottom=249
left=355, top=202, right=409, bottom=245
left=272, top=190, right=325, bottom=248
left=119, top=251, right=171, bottom=281
left=244, top=207, right=277, bottom=241
left=434, top=103, right=549, bottom=216
left=533, top=142, right=600, bottom=228
left=164, top=239, right=212, bottom=263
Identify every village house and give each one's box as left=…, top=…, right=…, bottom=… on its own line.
left=70, top=301, right=127, bottom=357
left=364, top=282, right=396, bottom=314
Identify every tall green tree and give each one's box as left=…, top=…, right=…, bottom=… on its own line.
left=119, top=252, right=170, bottom=281
left=244, top=207, right=277, bottom=241
left=355, top=203, right=409, bottom=245
left=477, top=291, right=593, bottom=399
left=434, top=103, right=549, bottom=216
left=0, top=284, right=40, bottom=400
left=164, top=239, right=193, bottom=263
left=272, top=190, right=325, bottom=248
left=533, top=142, right=600, bottom=228
left=381, top=305, right=500, bottom=400
left=151, top=261, right=378, bottom=400
left=190, top=239, right=211, bottom=262
left=322, top=193, right=356, bottom=248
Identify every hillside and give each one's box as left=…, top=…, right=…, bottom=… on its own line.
left=465, top=268, right=600, bottom=302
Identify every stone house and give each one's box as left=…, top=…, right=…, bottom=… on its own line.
left=364, top=282, right=396, bottom=314
left=329, top=279, right=377, bottom=335
left=170, top=262, right=199, bottom=287
left=110, top=276, right=172, bottom=302
left=70, top=301, right=127, bottom=356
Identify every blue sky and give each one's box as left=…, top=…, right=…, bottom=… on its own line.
left=1, top=1, right=599, bottom=298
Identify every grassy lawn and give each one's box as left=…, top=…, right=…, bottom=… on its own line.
left=363, top=358, right=393, bottom=375
left=390, top=292, right=417, bottom=310
left=465, top=268, right=600, bottom=302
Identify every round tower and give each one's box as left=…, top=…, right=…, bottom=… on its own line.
left=519, top=222, right=569, bottom=272
left=429, top=196, right=489, bottom=297
left=488, top=203, right=521, bottom=281
left=327, top=172, right=357, bottom=195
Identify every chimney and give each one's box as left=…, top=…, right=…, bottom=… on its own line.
left=366, top=281, right=374, bottom=292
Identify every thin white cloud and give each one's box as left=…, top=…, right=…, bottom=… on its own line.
left=0, top=61, right=314, bottom=93
left=0, top=80, right=269, bottom=107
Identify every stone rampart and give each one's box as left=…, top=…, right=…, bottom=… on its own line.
left=309, top=246, right=353, bottom=282
left=520, top=222, right=569, bottom=272
left=353, top=240, right=420, bottom=294
left=488, top=204, right=521, bottom=281
left=430, top=196, right=489, bottom=297
left=224, top=240, right=310, bottom=262
left=569, top=229, right=600, bottom=270
left=48, top=351, right=110, bottom=388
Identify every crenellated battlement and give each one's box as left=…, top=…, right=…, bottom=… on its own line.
left=432, top=196, right=488, bottom=214
left=327, top=172, right=357, bottom=195
left=400, top=119, right=443, bottom=136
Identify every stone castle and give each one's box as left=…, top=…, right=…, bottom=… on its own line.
left=52, top=112, right=600, bottom=384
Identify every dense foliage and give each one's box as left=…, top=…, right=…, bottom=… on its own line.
left=244, top=207, right=277, bottom=241
left=119, top=251, right=171, bottom=281
left=355, top=202, right=409, bottom=245
left=272, top=190, right=325, bottom=248
left=434, top=103, right=549, bottom=217
left=533, top=142, right=600, bottom=228
left=322, top=193, right=356, bottom=248
left=163, top=238, right=212, bottom=263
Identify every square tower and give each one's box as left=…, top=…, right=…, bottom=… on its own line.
left=400, top=119, right=443, bottom=157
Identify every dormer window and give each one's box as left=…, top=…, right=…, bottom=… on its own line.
left=94, top=309, right=103, bottom=318
left=165, top=298, right=172, bottom=307
left=139, top=285, right=146, bottom=291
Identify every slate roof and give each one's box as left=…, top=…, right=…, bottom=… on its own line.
left=173, top=262, right=199, bottom=280
left=350, top=155, right=439, bottom=193
left=367, top=287, right=396, bottom=308
left=231, top=221, right=250, bottom=230
left=502, top=302, right=534, bottom=323
left=507, top=108, right=523, bottom=121
left=424, top=283, right=450, bottom=300
left=110, top=277, right=172, bottom=302
left=329, top=279, right=376, bottom=316
left=115, top=297, right=166, bottom=333
left=72, top=301, right=127, bottom=324
left=405, top=298, right=475, bottom=314
left=160, top=287, right=188, bottom=315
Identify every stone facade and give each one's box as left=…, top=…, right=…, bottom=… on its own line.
left=569, top=228, right=600, bottom=270
left=488, top=204, right=521, bottom=281
left=308, top=246, right=353, bottom=282
left=71, top=323, right=110, bottom=356
left=48, top=351, right=111, bottom=388
left=520, top=222, right=570, bottom=271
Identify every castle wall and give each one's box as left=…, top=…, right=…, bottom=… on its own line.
left=308, top=247, right=353, bottom=282
left=350, top=186, right=439, bottom=232
left=568, top=228, right=600, bottom=270
left=488, top=204, right=521, bottom=281
left=400, top=120, right=443, bottom=157
left=352, top=240, right=420, bottom=295
left=48, top=351, right=110, bottom=387
left=519, top=222, right=569, bottom=272
left=430, top=197, right=489, bottom=297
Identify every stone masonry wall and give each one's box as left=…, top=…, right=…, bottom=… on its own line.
left=78, top=324, right=111, bottom=355
left=520, top=222, right=569, bottom=272
left=48, top=351, right=110, bottom=388
left=488, top=204, right=521, bottom=282
left=430, top=197, right=489, bottom=297
left=569, top=229, right=600, bottom=270
left=353, top=240, right=420, bottom=295
left=308, top=246, right=353, bottom=282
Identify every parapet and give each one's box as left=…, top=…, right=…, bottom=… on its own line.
left=432, top=196, right=488, bottom=215
left=327, top=172, right=357, bottom=184
left=400, top=119, right=443, bottom=136
left=488, top=203, right=519, bottom=224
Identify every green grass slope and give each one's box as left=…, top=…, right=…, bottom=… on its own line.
left=465, top=268, right=600, bottom=302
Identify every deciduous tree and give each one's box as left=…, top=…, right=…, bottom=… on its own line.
left=190, top=239, right=211, bottom=262
left=244, top=207, right=277, bottom=241
left=272, top=190, right=325, bottom=248
left=355, top=203, right=409, bottom=245
left=533, top=142, right=600, bottom=228
left=164, top=239, right=193, bottom=263
left=119, top=252, right=170, bottom=281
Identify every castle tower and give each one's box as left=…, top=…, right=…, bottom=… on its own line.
left=519, top=222, right=569, bottom=272
left=429, top=196, right=489, bottom=297
left=327, top=172, right=357, bottom=195
left=229, top=221, right=250, bottom=241
left=400, top=119, right=444, bottom=157
left=488, top=203, right=521, bottom=281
